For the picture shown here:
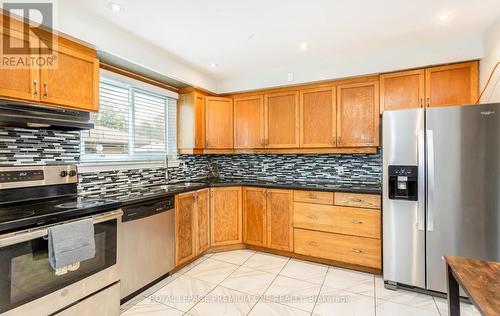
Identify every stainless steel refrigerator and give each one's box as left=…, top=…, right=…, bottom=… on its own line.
left=382, top=103, right=500, bottom=294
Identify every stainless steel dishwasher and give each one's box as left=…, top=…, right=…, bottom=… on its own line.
left=119, top=196, right=175, bottom=301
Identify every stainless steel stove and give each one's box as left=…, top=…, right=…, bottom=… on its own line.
left=0, top=164, right=122, bottom=315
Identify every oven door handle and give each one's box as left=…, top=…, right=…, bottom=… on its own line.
left=0, top=209, right=123, bottom=248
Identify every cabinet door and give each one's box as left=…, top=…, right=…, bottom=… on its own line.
left=425, top=61, right=479, bottom=107
left=380, top=69, right=424, bottom=112
left=205, top=97, right=234, bottom=149
left=194, top=92, right=206, bottom=149
left=210, top=187, right=242, bottom=246
left=0, top=28, right=40, bottom=102
left=299, top=87, right=336, bottom=147
left=266, top=189, right=293, bottom=251
left=243, top=187, right=267, bottom=247
left=234, top=95, right=264, bottom=148
left=337, top=81, right=380, bottom=147
left=40, top=43, right=99, bottom=111
left=195, top=189, right=210, bottom=254
left=175, top=192, right=196, bottom=265
left=264, top=91, right=299, bottom=148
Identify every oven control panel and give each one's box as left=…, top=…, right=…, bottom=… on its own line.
left=0, top=165, right=78, bottom=189
left=0, top=170, right=44, bottom=183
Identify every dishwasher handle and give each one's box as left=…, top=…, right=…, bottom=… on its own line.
left=122, top=197, right=174, bottom=222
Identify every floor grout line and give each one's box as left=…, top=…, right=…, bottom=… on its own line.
left=310, top=265, right=331, bottom=316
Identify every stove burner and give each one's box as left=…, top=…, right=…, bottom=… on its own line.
left=56, top=199, right=105, bottom=209
left=0, top=210, right=35, bottom=221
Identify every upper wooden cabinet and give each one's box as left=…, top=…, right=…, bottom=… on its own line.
left=0, top=24, right=99, bottom=112
left=205, top=96, right=234, bottom=149
left=210, top=187, right=242, bottom=246
left=299, top=87, right=337, bottom=147
left=264, top=91, right=300, bottom=148
left=234, top=95, right=264, bottom=149
left=178, top=92, right=206, bottom=151
left=337, top=81, right=380, bottom=147
left=380, top=69, right=425, bottom=112
left=39, top=43, right=99, bottom=111
left=425, top=61, right=478, bottom=107
left=380, top=62, right=479, bottom=112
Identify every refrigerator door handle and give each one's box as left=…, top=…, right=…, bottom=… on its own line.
left=417, top=130, right=425, bottom=231
left=427, top=129, right=435, bottom=232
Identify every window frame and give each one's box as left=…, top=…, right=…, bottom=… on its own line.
left=80, top=77, right=176, bottom=163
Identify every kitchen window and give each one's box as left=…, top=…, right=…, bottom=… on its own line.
left=81, top=77, right=177, bottom=162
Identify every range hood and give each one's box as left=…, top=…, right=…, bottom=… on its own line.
left=0, top=102, right=94, bottom=130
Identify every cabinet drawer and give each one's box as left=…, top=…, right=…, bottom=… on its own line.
left=334, top=192, right=381, bottom=209
left=293, top=203, right=380, bottom=239
left=294, top=228, right=381, bottom=269
left=294, top=190, right=333, bottom=205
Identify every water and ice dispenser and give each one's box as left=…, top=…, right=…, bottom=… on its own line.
left=388, top=165, right=418, bottom=201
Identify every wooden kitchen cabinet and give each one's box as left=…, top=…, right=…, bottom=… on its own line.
left=210, top=187, right=242, bottom=246
left=178, top=91, right=206, bottom=151
left=195, top=188, right=210, bottom=254
left=380, top=69, right=425, bottom=112
left=205, top=96, right=234, bottom=149
left=266, top=189, right=294, bottom=251
left=39, top=42, right=99, bottom=112
left=425, top=61, right=479, bottom=107
left=242, top=187, right=267, bottom=247
left=299, top=87, right=337, bottom=147
left=243, top=188, right=293, bottom=251
left=337, top=81, right=380, bottom=147
left=0, top=24, right=99, bottom=112
left=175, top=189, right=210, bottom=265
left=264, top=91, right=300, bottom=148
left=234, top=95, right=265, bottom=148
left=175, top=192, right=196, bottom=265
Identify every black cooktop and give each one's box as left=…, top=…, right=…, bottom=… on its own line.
left=0, top=196, right=121, bottom=234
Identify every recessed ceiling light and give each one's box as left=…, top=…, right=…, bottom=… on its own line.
left=300, top=42, right=308, bottom=51
left=439, top=13, right=450, bottom=21
left=210, top=63, right=217, bottom=68
left=108, top=2, right=123, bottom=12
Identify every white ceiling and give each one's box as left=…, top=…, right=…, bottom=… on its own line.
left=71, top=0, right=500, bottom=92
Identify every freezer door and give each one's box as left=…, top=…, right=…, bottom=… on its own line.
left=383, top=109, right=426, bottom=288
left=426, top=103, right=500, bottom=293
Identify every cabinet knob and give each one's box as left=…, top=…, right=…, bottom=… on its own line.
left=33, top=80, right=38, bottom=97
left=307, top=215, right=318, bottom=220
left=43, top=81, right=48, bottom=98
left=331, top=136, right=337, bottom=145
left=351, top=198, right=363, bottom=203
left=308, top=193, right=317, bottom=199
left=419, top=98, right=424, bottom=108
left=351, top=219, right=363, bottom=224
left=308, top=241, right=318, bottom=247
left=352, top=248, right=363, bottom=254
left=426, top=97, right=430, bottom=107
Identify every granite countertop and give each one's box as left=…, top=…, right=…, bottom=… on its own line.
left=82, top=177, right=381, bottom=206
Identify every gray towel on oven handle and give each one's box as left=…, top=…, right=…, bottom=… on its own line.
left=47, top=218, right=96, bottom=270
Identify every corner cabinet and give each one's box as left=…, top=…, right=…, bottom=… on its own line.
left=0, top=24, right=99, bottom=112
left=243, top=187, right=293, bottom=252
left=210, top=187, right=242, bottom=246
left=337, top=81, right=380, bottom=147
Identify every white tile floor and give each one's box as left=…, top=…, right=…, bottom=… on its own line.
left=120, top=250, right=480, bottom=316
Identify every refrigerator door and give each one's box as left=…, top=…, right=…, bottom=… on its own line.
left=426, top=103, right=500, bottom=293
left=383, top=109, right=426, bottom=288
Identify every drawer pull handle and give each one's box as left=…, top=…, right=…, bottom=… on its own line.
left=352, top=248, right=363, bottom=254
left=308, top=241, right=318, bottom=247
left=351, top=219, right=363, bottom=224
left=308, top=194, right=317, bottom=199
left=307, top=215, right=318, bottom=220
left=352, top=198, right=363, bottom=202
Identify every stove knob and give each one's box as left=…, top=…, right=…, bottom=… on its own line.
left=60, top=171, right=68, bottom=177
left=69, top=170, right=77, bottom=177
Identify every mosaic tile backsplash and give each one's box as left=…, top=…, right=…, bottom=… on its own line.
left=0, top=127, right=80, bottom=166
left=170, top=153, right=382, bottom=185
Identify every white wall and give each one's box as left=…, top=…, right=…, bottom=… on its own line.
left=53, top=1, right=218, bottom=92
left=480, top=16, right=500, bottom=103
left=216, top=34, right=484, bottom=93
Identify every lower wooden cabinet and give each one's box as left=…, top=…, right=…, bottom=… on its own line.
left=175, top=189, right=210, bottom=266
left=210, top=187, right=242, bottom=246
left=243, top=187, right=293, bottom=252
left=294, top=228, right=381, bottom=269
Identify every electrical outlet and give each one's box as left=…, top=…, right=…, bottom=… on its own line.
left=262, top=162, right=267, bottom=173
left=337, top=166, right=345, bottom=175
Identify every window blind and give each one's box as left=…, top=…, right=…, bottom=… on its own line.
left=81, top=78, right=177, bottom=160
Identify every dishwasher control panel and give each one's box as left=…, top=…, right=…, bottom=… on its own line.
left=121, top=196, right=175, bottom=222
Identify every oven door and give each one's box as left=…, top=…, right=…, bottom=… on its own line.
left=0, top=210, right=122, bottom=315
